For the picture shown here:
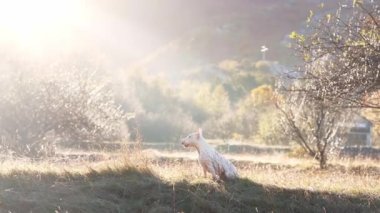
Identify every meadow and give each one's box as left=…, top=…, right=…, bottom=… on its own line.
left=0, top=145, right=379, bottom=213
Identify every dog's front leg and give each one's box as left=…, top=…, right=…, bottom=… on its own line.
left=201, top=160, right=218, bottom=180
left=203, top=167, right=207, bottom=178
left=207, top=165, right=219, bottom=181
left=199, top=159, right=207, bottom=178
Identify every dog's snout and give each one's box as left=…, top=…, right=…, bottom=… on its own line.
left=181, top=138, right=188, bottom=147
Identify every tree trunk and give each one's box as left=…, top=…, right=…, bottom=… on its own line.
left=319, top=151, right=327, bottom=169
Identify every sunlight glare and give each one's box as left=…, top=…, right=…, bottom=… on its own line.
left=0, top=0, right=88, bottom=51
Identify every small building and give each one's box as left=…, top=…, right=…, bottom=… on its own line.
left=341, top=115, right=372, bottom=147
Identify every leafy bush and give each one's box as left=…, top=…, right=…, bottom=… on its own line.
left=136, top=111, right=196, bottom=142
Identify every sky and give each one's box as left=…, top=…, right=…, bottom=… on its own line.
left=0, top=0, right=338, bottom=74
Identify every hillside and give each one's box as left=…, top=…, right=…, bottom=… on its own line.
left=124, top=0, right=339, bottom=80
left=0, top=0, right=340, bottom=82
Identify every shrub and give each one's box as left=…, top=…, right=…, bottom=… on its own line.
left=0, top=69, right=127, bottom=157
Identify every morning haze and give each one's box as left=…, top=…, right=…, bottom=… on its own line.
left=0, top=0, right=378, bottom=212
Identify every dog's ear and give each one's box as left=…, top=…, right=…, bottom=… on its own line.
left=198, top=128, right=203, bottom=138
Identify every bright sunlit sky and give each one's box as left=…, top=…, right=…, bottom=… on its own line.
left=0, top=0, right=162, bottom=65
left=0, top=0, right=86, bottom=53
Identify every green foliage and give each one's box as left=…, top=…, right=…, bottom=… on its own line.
left=249, top=85, right=275, bottom=107
left=118, top=58, right=279, bottom=142
left=234, top=85, right=281, bottom=140
left=289, top=31, right=305, bottom=42
left=220, top=59, right=275, bottom=103
left=195, top=85, right=231, bottom=117
left=122, top=73, right=198, bottom=142
left=257, top=111, right=287, bottom=145
left=137, top=112, right=195, bottom=142
left=254, top=61, right=272, bottom=73
left=218, top=59, right=240, bottom=72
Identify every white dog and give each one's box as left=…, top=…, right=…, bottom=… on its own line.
left=181, top=129, right=238, bottom=181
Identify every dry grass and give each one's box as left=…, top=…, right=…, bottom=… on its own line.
left=0, top=149, right=378, bottom=212
left=149, top=152, right=380, bottom=196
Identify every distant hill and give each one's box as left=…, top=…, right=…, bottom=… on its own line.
left=117, top=0, right=339, bottom=80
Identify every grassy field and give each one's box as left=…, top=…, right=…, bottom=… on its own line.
left=0, top=149, right=379, bottom=213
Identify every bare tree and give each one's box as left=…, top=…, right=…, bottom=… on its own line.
left=289, top=0, right=380, bottom=108
left=276, top=90, right=345, bottom=169
left=276, top=47, right=351, bottom=169
left=276, top=0, right=379, bottom=168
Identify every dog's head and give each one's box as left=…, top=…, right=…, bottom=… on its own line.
left=181, top=128, right=203, bottom=148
